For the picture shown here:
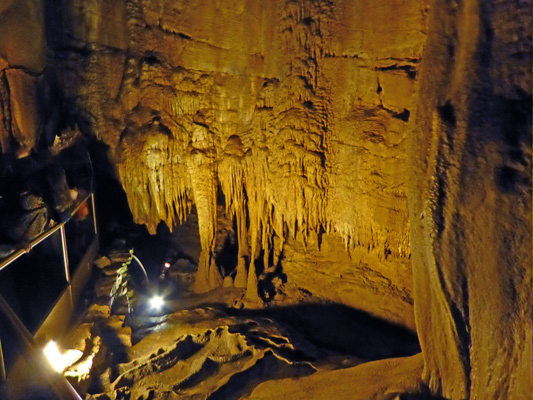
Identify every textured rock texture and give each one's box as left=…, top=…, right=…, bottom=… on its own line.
left=250, top=354, right=425, bottom=400
left=0, top=0, right=45, bottom=155
left=44, top=0, right=425, bottom=327
left=0, top=0, right=45, bottom=73
left=45, top=250, right=419, bottom=400
left=0, top=0, right=531, bottom=399
left=278, top=231, right=416, bottom=330
left=408, top=0, right=532, bottom=398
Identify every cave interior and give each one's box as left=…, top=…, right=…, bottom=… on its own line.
left=0, top=1, right=531, bottom=400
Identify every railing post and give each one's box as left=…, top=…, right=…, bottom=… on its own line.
left=91, top=194, right=98, bottom=236
left=0, top=338, right=6, bottom=382
left=0, top=295, right=84, bottom=400
left=60, top=225, right=70, bottom=284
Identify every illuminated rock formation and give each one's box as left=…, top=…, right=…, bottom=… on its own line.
left=0, top=0, right=44, bottom=155
left=0, top=0, right=530, bottom=398
left=408, top=0, right=531, bottom=398
left=42, top=1, right=425, bottom=326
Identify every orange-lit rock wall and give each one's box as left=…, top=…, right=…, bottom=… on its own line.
left=409, top=0, right=531, bottom=398
left=41, top=0, right=426, bottom=329
left=0, top=0, right=531, bottom=398
left=0, top=0, right=44, bottom=155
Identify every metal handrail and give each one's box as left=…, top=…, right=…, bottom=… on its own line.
left=131, top=254, right=150, bottom=284
left=0, top=192, right=98, bottom=398
left=0, top=294, right=84, bottom=400
left=0, top=193, right=95, bottom=272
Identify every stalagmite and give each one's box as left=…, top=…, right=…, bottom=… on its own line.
left=233, top=256, right=248, bottom=289
left=219, top=137, right=250, bottom=288
left=188, top=145, right=222, bottom=293
left=245, top=261, right=261, bottom=303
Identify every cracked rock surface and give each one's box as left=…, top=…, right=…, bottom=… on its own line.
left=57, top=250, right=419, bottom=400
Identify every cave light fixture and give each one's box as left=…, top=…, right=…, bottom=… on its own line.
left=149, top=295, right=165, bottom=311
left=43, top=340, right=83, bottom=373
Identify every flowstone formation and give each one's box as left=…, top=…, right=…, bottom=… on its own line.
left=408, top=0, right=532, bottom=398
left=43, top=0, right=425, bottom=328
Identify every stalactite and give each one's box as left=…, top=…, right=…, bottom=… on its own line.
left=188, top=149, right=222, bottom=293
left=117, top=130, right=193, bottom=234
left=218, top=143, right=249, bottom=288
left=107, top=0, right=413, bottom=301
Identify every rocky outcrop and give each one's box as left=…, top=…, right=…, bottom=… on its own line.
left=58, top=250, right=419, bottom=400
left=250, top=354, right=425, bottom=400
left=0, top=0, right=45, bottom=156
left=0, top=0, right=45, bottom=73
left=4, top=69, right=41, bottom=155
left=279, top=231, right=416, bottom=330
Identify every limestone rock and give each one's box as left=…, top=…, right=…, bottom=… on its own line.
left=94, top=256, right=112, bottom=269
left=249, top=354, right=425, bottom=400
left=233, top=256, right=248, bottom=289
left=108, top=251, right=132, bottom=263
left=223, top=276, right=233, bottom=288
left=0, top=0, right=45, bottom=73
left=0, top=64, right=9, bottom=153
left=408, top=0, right=532, bottom=398
left=175, top=258, right=196, bottom=272
left=0, top=1, right=530, bottom=398
left=62, top=322, right=94, bottom=352
left=105, top=316, right=132, bottom=349
left=280, top=231, right=415, bottom=330
left=44, top=0, right=426, bottom=303
left=86, top=304, right=111, bottom=322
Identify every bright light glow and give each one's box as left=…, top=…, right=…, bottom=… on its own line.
left=43, top=341, right=82, bottom=373
left=65, top=337, right=101, bottom=382
left=62, top=349, right=84, bottom=367
left=64, top=354, right=94, bottom=381
left=149, top=295, right=164, bottom=310
left=44, top=341, right=64, bottom=372
left=164, top=262, right=171, bottom=269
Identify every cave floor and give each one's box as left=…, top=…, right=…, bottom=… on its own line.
left=52, top=239, right=420, bottom=400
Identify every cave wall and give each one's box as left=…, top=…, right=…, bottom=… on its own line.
left=280, top=230, right=416, bottom=329
left=0, top=0, right=45, bottom=156
left=1, top=1, right=531, bottom=398
left=40, top=0, right=427, bottom=327
left=409, top=0, right=532, bottom=398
